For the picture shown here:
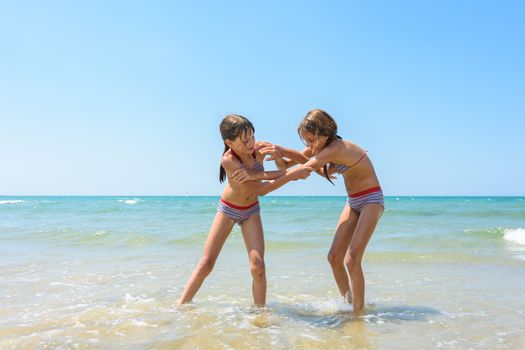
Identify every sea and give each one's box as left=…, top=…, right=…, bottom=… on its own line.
left=1, top=196, right=524, bottom=349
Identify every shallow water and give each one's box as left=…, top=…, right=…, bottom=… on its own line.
left=1, top=196, right=524, bottom=349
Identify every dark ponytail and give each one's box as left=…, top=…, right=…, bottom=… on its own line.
left=218, top=114, right=255, bottom=183
left=219, top=143, right=229, bottom=183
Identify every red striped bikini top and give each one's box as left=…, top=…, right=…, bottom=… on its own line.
left=330, top=150, right=367, bottom=174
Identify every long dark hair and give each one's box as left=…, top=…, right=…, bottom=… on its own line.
left=219, top=114, right=255, bottom=183
left=298, top=109, right=341, bottom=185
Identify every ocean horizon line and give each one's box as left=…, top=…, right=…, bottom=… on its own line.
left=1, top=194, right=524, bottom=198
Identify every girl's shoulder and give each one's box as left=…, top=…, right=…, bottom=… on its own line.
left=220, top=152, right=245, bottom=177
left=336, top=139, right=364, bottom=153
left=220, top=150, right=237, bottom=167
left=323, top=138, right=346, bottom=155
left=322, top=139, right=364, bottom=161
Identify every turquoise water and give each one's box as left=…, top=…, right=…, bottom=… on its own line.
left=1, top=196, right=524, bottom=349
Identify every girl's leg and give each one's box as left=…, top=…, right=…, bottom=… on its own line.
left=327, top=204, right=359, bottom=299
left=344, top=203, right=383, bottom=314
left=240, top=213, right=266, bottom=307
left=178, top=212, right=235, bottom=305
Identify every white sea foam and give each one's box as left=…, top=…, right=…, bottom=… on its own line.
left=0, top=200, right=24, bottom=204
left=123, top=293, right=155, bottom=305
left=118, top=198, right=141, bottom=205
left=504, top=228, right=525, bottom=245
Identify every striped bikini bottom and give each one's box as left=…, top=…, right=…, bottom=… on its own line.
left=217, top=199, right=260, bottom=225
left=346, top=186, right=384, bottom=213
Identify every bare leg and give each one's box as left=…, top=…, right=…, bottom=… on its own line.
left=327, top=204, right=359, bottom=300
left=344, top=204, right=383, bottom=314
left=240, top=213, right=266, bottom=307
left=178, top=212, right=235, bottom=305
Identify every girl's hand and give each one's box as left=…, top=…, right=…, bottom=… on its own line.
left=231, top=167, right=253, bottom=183
left=255, top=141, right=273, bottom=150
left=290, top=166, right=313, bottom=180
left=258, top=143, right=283, bottom=161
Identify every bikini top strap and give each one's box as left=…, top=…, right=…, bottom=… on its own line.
left=230, top=149, right=242, bottom=163
left=230, top=149, right=257, bottom=164
left=348, top=150, right=368, bottom=168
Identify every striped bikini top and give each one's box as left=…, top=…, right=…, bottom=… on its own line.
left=231, top=149, right=265, bottom=172
left=329, top=150, right=367, bottom=174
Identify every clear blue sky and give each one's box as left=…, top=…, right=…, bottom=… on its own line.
left=1, top=1, right=524, bottom=196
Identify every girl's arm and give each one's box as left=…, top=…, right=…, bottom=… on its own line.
left=244, top=165, right=313, bottom=196
left=274, top=146, right=335, bottom=182
left=258, top=142, right=338, bottom=180
left=221, top=153, right=246, bottom=181
left=222, top=151, right=292, bottom=184
left=277, top=145, right=337, bottom=179
left=255, top=141, right=296, bottom=170
left=279, top=146, right=311, bottom=165
left=227, top=144, right=287, bottom=182
left=231, top=168, right=286, bottom=183
left=273, top=157, right=295, bottom=170
left=300, top=145, right=337, bottom=170
left=258, top=142, right=310, bottom=169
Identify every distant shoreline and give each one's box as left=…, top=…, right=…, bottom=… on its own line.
left=1, top=195, right=524, bottom=198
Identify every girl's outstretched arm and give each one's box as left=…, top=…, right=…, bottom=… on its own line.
left=242, top=165, right=313, bottom=196
left=272, top=145, right=311, bottom=166
left=279, top=146, right=311, bottom=164
left=257, top=142, right=336, bottom=179
left=256, top=142, right=296, bottom=170
left=258, top=142, right=311, bottom=169
left=297, top=143, right=342, bottom=179
left=271, top=145, right=336, bottom=179
left=230, top=168, right=286, bottom=183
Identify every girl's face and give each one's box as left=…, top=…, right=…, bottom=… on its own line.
left=300, top=129, right=327, bottom=155
left=227, top=128, right=255, bottom=154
